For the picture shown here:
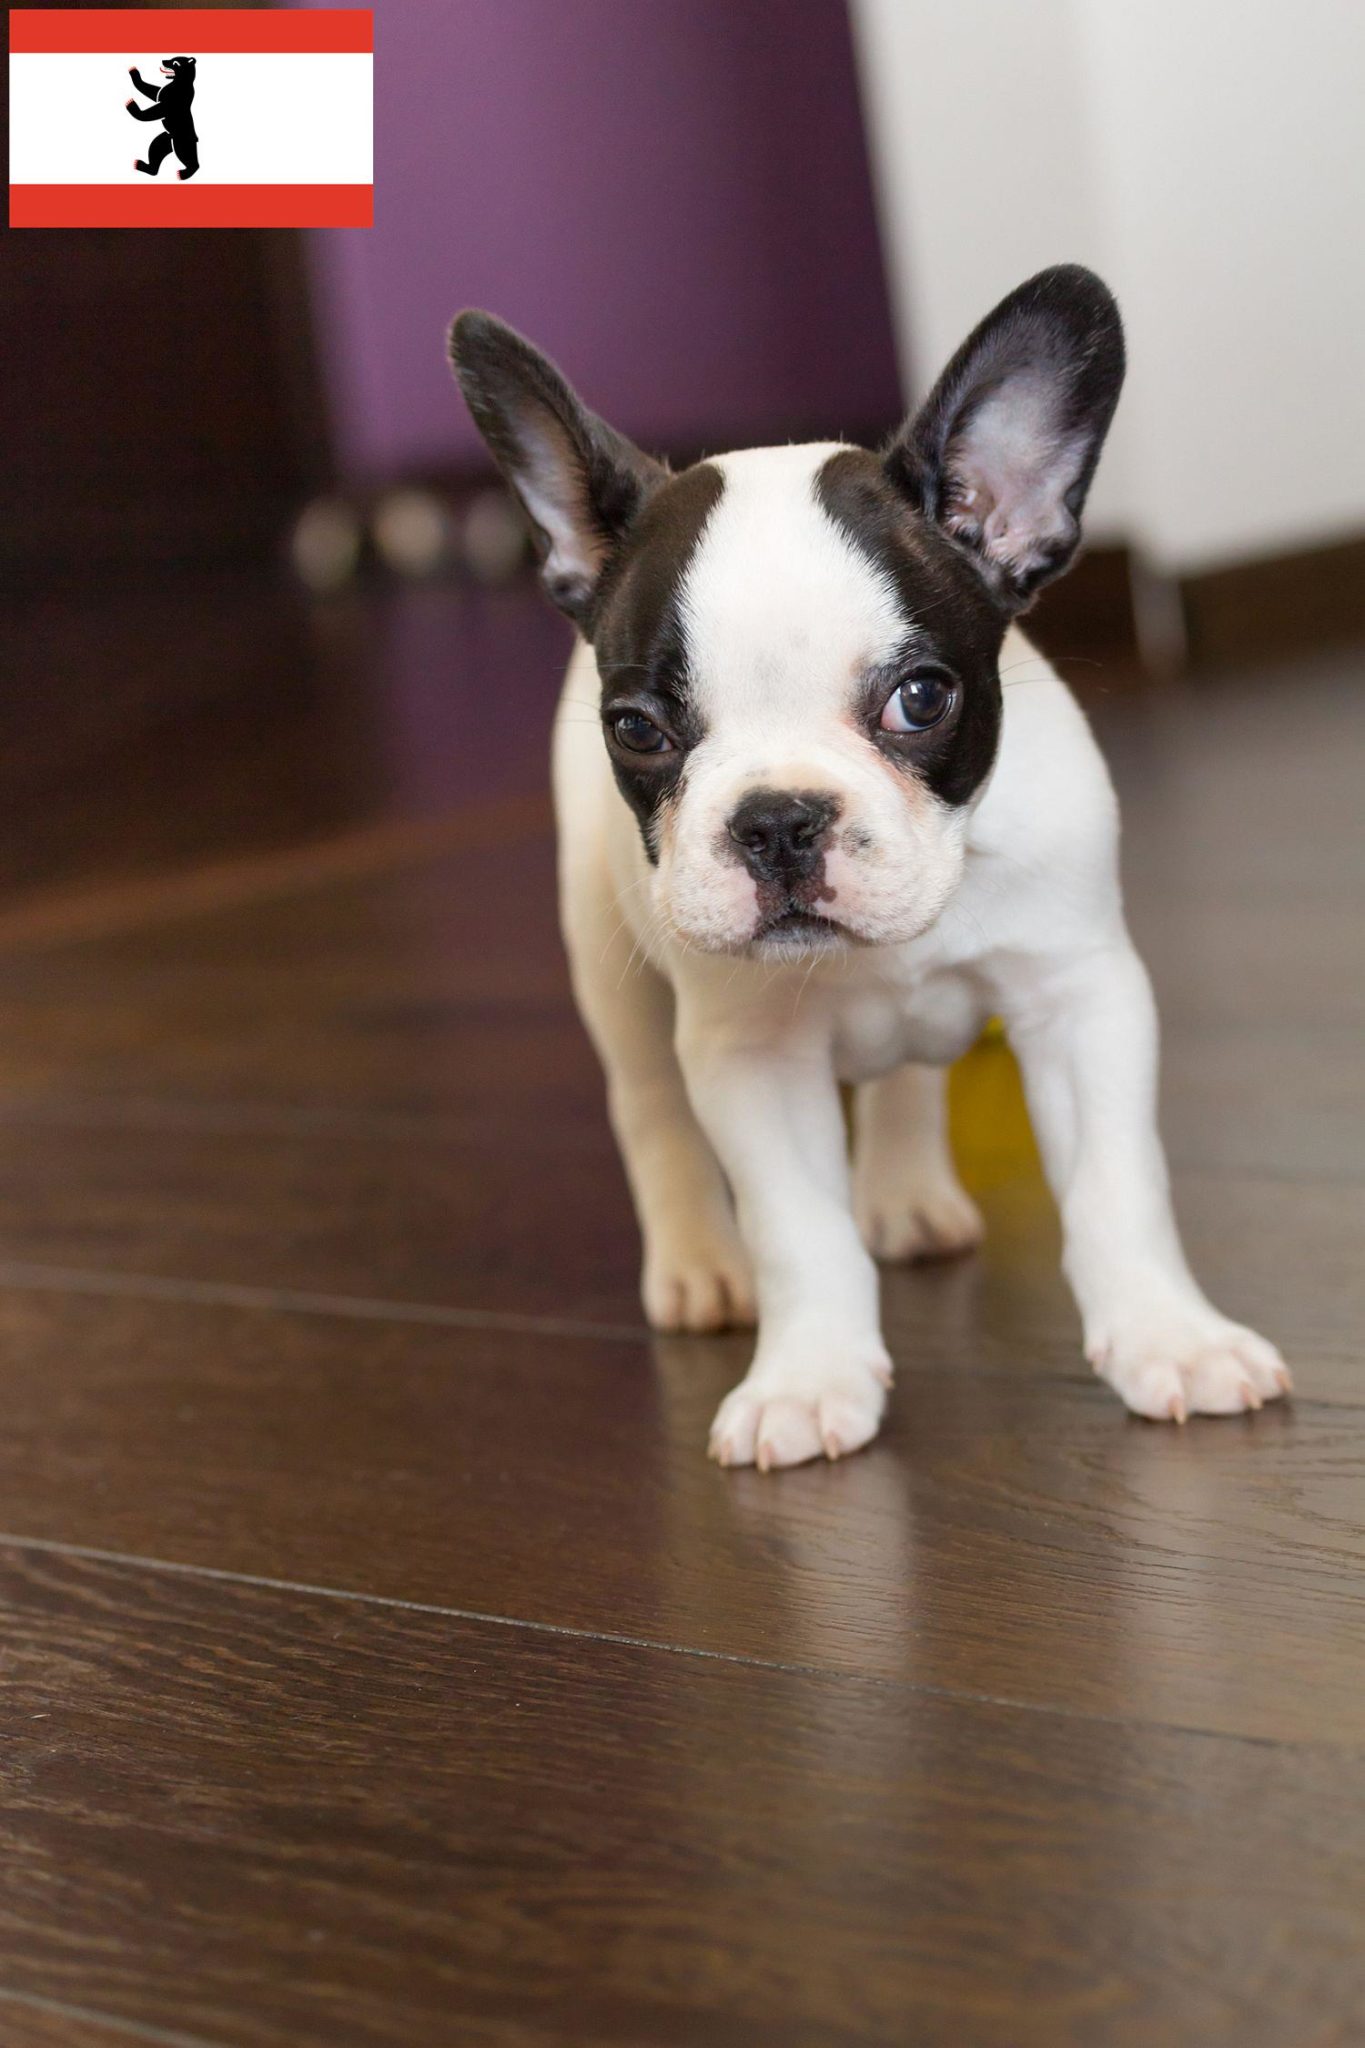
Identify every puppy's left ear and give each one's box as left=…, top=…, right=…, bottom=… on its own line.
left=884, top=265, right=1124, bottom=611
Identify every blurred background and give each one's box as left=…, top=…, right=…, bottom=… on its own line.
left=5, top=0, right=1364, bottom=905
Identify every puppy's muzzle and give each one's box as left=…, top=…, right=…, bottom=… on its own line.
left=727, top=788, right=840, bottom=886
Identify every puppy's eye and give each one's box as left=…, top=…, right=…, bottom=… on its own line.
left=879, top=671, right=955, bottom=734
left=610, top=711, right=673, bottom=755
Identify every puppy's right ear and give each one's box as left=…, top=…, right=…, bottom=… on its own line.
left=883, top=265, right=1124, bottom=611
left=449, top=312, right=668, bottom=627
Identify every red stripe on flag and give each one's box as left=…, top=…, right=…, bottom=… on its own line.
left=8, top=10, right=372, bottom=54
left=9, top=184, right=373, bottom=228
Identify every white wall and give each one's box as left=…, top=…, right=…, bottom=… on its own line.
left=850, top=0, right=1365, bottom=574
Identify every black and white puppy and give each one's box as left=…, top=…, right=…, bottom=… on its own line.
left=450, top=267, right=1290, bottom=1469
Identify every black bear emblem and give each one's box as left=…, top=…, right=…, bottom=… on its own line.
left=127, top=56, right=199, bottom=180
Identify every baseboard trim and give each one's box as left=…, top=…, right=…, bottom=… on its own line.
left=1180, top=532, right=1365, bottom=669
left=1020, top=529, right=1365, bottom=675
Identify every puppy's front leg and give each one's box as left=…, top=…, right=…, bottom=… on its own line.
left=562, top=877, right=754, bottom=1335
left=1006, top=943, right=1291, bottom=1420
left=676, top=1010, right=891, bottom=1469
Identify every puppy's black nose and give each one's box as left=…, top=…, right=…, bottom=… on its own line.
left=727, top=789, right=839, bottom=879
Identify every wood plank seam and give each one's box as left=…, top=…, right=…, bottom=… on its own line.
left=0, top=1984, right=217, bottom=2048
left=0, top=1263, right=1357, bottom=1392
left=0, top=1262, right=644, bottom=1346
left=0, top=1532, right=1343, bottom=1755
left=0, top=794, right=551, bottom=958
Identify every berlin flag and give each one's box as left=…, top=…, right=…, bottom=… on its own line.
left=9, top=9, right=372, bottom=227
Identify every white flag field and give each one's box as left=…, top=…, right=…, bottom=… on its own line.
left=9, top=9, right=372, bottom=226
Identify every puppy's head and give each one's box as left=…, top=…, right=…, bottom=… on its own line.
left=161, top=55, right=194, bottom=77
left=450, top=267, right=1123, bottom=956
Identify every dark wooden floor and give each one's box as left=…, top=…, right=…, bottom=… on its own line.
left=2, top=583, right=1363, bottom=2046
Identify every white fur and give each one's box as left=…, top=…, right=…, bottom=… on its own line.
left=553, top=444, right=1290, bottom=1467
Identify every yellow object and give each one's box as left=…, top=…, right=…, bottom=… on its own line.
left=948, top=1022, right=1040, bottom=1190
left=840, top=1019, right=1041, bottom=1190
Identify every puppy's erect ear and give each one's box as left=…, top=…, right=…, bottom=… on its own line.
left=884, top=265, right=1124, bottom=611
left=449, top=311, right=668, bottom=628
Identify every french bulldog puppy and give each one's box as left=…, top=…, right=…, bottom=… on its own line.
left=450, top=266, right=1290, bottom=1470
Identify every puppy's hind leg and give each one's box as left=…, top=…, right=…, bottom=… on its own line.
left=563, top=868, right=754, bottom=1335
left=852, top=1062, right=984, bottom=1263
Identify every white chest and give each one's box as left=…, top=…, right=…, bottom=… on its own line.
left=829, top=961, right=991, bottom=1082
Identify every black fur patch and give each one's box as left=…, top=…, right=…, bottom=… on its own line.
left=592, top=462, right=726, bottom=861
left=448, top=311, right=668, bottom=628
left=816, top=448, right=1005, bottom=807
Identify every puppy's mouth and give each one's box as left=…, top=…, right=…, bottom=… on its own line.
left=749, top=905, right=856, bottom=953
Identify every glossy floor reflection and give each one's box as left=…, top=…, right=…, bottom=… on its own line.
left=1, top=583, right=1362, bottom=2046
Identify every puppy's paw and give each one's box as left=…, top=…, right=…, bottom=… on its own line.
left=854, top=1163, right=984, bottom=1264
left=643, top=1228, right=756, bottom=1334
left=708, top=1342, right=891, bottom=1470
left=1090, top=1310, right=1292, bottom=1422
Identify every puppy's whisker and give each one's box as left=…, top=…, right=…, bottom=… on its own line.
left=790, top=951, right=823, bottom=1015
